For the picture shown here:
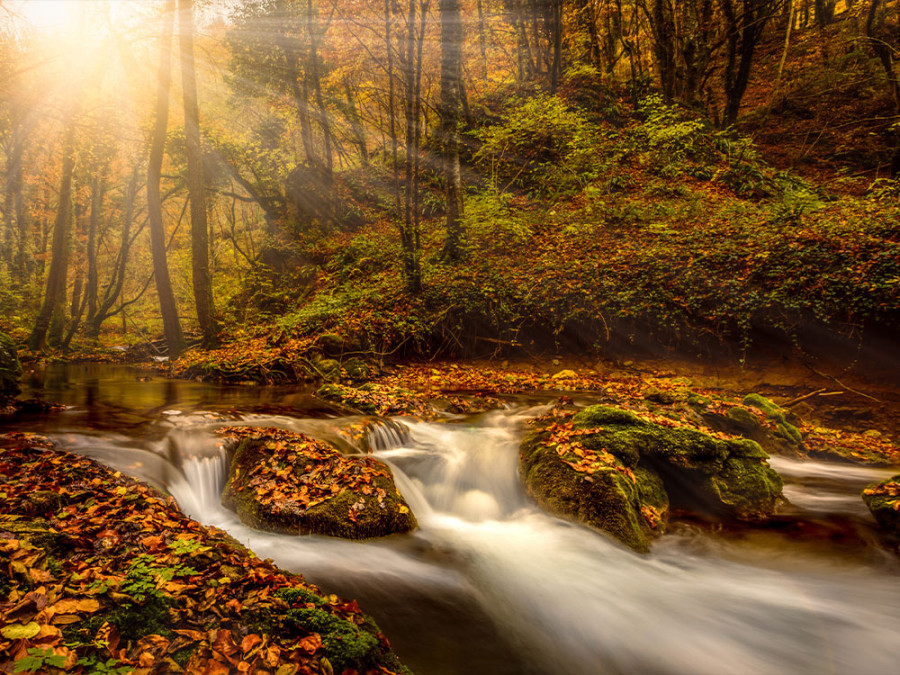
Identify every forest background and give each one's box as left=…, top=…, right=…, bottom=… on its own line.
left=0, top=0, right=898, bottom=380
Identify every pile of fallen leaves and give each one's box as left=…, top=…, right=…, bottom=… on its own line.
left=0, top=432, right=407, bottom=675
left=315, top=385, right=431, bottom=419
left=173, top=334, right=319, bottom=384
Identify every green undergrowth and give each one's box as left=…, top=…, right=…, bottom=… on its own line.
left=170, top=92, right=900, bottom=375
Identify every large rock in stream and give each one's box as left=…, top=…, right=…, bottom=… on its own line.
left=520, top=405, right=784, bottom=553
left=220, top=426, right=417, bottom=539
left=862, top=475, right=900, bottom=539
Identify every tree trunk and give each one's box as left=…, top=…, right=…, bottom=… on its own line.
left=439, top=0, right=465, bottom=260
left=28, top=124, right=76, bottom=351
left=866, top=0, right=900, bottom=177
left=90, top=167, right=139, bottom=339
left=149, top=0, right=186, bottom=357
left=179, top=0, right=218, bottom=347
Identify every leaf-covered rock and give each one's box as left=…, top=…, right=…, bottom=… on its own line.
left=862, top=475, right=900, bottom=539
left=520, top=411, right=668, bottom=554
left=220, top=426, right=417, bottom=539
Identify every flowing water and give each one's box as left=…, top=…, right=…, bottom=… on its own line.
left=8, top=364, right=900, bottom=674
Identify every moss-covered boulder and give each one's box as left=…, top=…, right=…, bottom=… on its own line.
left=572, top=405, right=782, bottom=520
left=862, top=475, right=900, bottom=538
left=316, top=382, right=431, bottom=417
left=0, top=331, right=21, bottom=398
left=521, top=405, right=783, bottom=552
left=520, top=414, right=669, bottom=553
left=220, top=426, right=417, bottom=539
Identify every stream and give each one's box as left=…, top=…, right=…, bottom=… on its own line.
left=9, top=363, right=900, bottom=674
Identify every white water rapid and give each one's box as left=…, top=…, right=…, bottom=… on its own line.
left=52, top=409, right=900, bottom=675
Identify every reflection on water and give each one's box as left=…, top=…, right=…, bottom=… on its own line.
left=12, top=362, right=323, bottom=432
left=7, top=365, right=900, bottom=675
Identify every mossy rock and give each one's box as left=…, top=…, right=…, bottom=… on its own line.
left=342, top=357, right=373, bottom=382
left=862, top=475, right=900, bottom=538
left=221, top=427, right=416, bottom=539
left=519, top=429, right=662, bottom=553
left=0, top=332, right=21, bottom=398
left=570, top=405, right=782, bottom=520
left=313, top=357, right=342, bottom=382
left=742, top=394, right=803, bottom=446
left=725, top=406, right=760, bottom=432
left=643, top=387, right=677, bottom=405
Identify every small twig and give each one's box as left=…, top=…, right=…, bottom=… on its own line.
left=803, top=363, right=883, bottom=403
left=783, top=388, right=828, bottom=407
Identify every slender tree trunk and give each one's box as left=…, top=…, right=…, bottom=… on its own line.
left=343, top=80, right=369, bottom=167
left=385, top=0, right=402, bottom=214
left=149, top=0, right=186, bottom=357
left=90, top=167, right=138, bottom=338
left=84, top=175, right=103, bottom=330
left=476, top=0, right=489, bottom=78
left=439, top=0, right=465, bottom=260
left=28, top=124, right=76, bottom=351
left=179, top=0, right=218, bottom=347
left=307, top=0, right=334, bottom=186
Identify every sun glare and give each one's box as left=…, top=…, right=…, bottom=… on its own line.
left=14, top=0, right=78, bottom=32
left=9, top=0, right=151, bottom=37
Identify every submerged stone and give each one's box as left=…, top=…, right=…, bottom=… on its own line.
left=221, top=427, right=416, bottom=539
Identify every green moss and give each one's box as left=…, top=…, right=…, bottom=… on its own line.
left=635, top=467, right=668, bottom=514
left=275, top=586, right=325, bottom=607
left=707, top=458, right=783, bottom=518
left=572, top=405, right=644, bottom=429
left=726, top=406, right=760, bottom=431
left=342, top=358, right=371, bottom=382
left=687, top=393, right=712, bottom=410
left=743, top=394, right=802, bottom=446
left=285, top=607, right=380, bottom=672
